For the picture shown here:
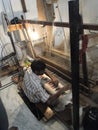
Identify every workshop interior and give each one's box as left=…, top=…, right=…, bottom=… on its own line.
left=0, top=0, right=98, bottom=130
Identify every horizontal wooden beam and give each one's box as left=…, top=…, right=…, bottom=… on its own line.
left=19, top=19, right=98, bottom=30
left=19, top=20, right=69, bottom=27
left=83, top=24, right=98, bottom=31
left=8, top=20, right=98, bottom=31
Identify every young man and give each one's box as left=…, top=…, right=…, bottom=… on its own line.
left=23, top=59, right=71, bottom=111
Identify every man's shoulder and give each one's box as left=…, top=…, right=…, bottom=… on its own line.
left=24, top=67, right=39, bottom=82
left=25, top=67, right=33, bottom=77
left=26, top=67, right=32, bottom=73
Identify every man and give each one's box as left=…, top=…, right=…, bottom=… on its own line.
left=23, top=59, right=71, bottom=111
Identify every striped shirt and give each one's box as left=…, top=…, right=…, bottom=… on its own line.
left=23, top=67, right=50, bottom=103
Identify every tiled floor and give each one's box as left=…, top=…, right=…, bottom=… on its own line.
left=0, top=76, right=68, bottom=130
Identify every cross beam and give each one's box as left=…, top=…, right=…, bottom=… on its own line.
left=19, top=19, right=98, bottom=30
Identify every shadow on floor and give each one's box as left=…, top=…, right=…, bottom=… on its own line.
left=18, top=91, right=44, bottom=120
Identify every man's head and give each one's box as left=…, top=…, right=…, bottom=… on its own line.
left=31, top=59, right=46, bottom=75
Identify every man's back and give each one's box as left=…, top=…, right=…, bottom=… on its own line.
left=23, top=68, right=50, bottom=103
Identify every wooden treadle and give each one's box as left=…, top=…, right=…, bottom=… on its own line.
left=55, top=105, right=72, bottom=126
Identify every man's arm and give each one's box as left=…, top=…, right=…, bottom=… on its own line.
left=46, top=84, right=71, bottom=105
left=45, top=70, right=58, bottom=87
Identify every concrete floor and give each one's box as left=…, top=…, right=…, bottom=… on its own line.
left=0, top=76, right=69, bottom=130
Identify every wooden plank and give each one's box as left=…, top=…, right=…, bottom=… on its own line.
left=8, top=24, right=25, bottom=31
left=8, top=21, right=98, bottom=32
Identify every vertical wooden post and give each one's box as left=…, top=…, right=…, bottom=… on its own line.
left=69, top=1, right=80, bottom=130
left=20, top=0, right=27, bottom=12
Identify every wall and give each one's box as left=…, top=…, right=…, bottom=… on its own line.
left=80, top=0, right=98, bottom=24
left=0, top=0, right=38, bottom=59
left=0, top=0, right=98, bottom=59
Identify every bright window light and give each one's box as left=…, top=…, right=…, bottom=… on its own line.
left=28, top=28, right=39, bottom=41
left=32, top=31, right=39, bottom=40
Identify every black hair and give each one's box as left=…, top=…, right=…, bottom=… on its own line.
left=31, top=59, right=46, bottom=73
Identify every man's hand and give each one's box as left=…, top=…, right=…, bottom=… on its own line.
left=47, top=84, right=71, bottom=105
left=56, top=84, right=71, bottom=95
left=45, top=70, right=59, bottom=87
left=51, top=77, right=59, bottom=87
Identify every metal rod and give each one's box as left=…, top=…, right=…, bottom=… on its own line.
left=1, top=1, right=20, bottom=67
left=0, top=82, right=14, bottom=91
left=7, top=32, right=19, bottom=66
